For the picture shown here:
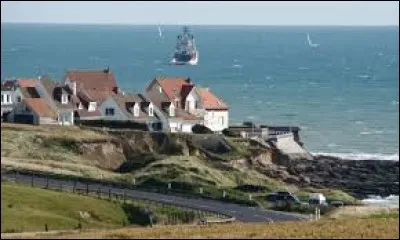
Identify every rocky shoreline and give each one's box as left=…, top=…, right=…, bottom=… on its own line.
left=264, top=153, right=399, bottom=199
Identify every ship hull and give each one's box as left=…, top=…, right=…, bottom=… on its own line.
left=171, top=51, right=198, bottom=65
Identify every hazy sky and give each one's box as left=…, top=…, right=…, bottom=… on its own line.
left=1, top=1, right=399, bottom=26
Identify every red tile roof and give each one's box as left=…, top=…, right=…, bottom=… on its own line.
left=17, top=79, right=40, bottom=88
left=154, top=77, right=192, bottom=101
left=23, top=98, right=57, bottom=118
left=65, top=69, right=117, bottom=91
left=198, top=88, right=228, bottom=110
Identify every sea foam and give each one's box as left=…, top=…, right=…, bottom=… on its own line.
left=312, top=152, right=399, bottom=161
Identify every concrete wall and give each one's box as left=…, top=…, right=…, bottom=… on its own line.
left=204, top=110, right=229, bottom=132
left=59, top=111, right=74, bottom=125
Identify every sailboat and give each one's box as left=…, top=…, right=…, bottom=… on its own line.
left=158, top=25, right=163, bottom=40
left=307, top=33, right=319, bottom=48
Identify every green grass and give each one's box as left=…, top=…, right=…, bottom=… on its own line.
left=1, top=182, right=128, bottom=233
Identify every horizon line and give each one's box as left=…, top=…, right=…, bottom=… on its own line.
left=1, top=21, right=399, bottom=27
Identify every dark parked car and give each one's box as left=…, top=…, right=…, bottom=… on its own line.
left=266, top=191, right=302, bottom=205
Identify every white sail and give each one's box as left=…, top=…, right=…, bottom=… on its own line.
left=158, top=25, right=163, bottom=39
left=307, top=33, right=319, bottom=48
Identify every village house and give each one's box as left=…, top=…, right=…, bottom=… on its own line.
left=62, top=68, right=161, bottom=128
left=1, top=79, right=17, bottom=121
left=1, top=77, right=74, bottom=125
left=146, top=76, right=229, bottom=133
left=100, top=93, right=162, bottom=131
left=62, top=68, right=119, bottom=120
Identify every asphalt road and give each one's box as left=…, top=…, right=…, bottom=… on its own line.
left=2, top=172, right=307, bottom=223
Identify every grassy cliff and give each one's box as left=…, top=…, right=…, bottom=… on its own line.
left=1, top=123, right=358, bottom=206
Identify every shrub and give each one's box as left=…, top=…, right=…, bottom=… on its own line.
left=192, top=124, right=213, bottom=134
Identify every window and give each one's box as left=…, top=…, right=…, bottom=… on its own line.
left=1, top=95, right=3, bottom=103
left=134, top=105, right=140, bottom=117
left=158, top=86, right=162, bottom=93
left=105, top=108, right=115, bottom=116
left=61, top=94, right=68, bottom=104
left=149, top=106, right=154, bottom=116
left=6, top=95, right=10, bottom=103
left=170, top=105, right=175, bottom=117
left=17, top=96, right=21, bottom=102
left=175, top=100, right=179, bottom=108
left=219, top=116, right=224, bottom=125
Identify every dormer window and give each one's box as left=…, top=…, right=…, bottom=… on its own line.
left=88, top=102, right=97, bottom=112
left=149, top=104, right=154, bottom=117
left=61, top=94, right=68, bottom=104
left=133, top=103, right=140, bottom=117
left=158, top=86, right=162, bottom=93
left=169, top=104, right=175, bottom=117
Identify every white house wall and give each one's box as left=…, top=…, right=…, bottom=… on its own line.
left=204, top=110, right=229, bottom=132
left=99, top=98, right=128, bottom=121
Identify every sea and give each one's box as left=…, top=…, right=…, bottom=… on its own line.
left=1, top=23, right=399, bottom=161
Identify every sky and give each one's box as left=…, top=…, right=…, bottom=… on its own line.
left=1, top=1, right=399, bottom=26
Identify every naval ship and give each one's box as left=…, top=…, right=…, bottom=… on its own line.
left=170, top=26, right=199, bottom=65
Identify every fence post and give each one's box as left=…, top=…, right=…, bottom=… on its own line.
left=31, top=173, right=34, bottom=187
left=108, top=187, right=111, bottom=200
left=86, top=183, right=89, bottom=195
left=168, top=183, right=171, bottom=190
left=45, top=175, right=49, bottom=189
left=73, top=180, right=76, bottom=193
left=315, top=207, right=318, bottom=221
left=222, top=190, right=226, bottom=198
left=249, top=194, right=252, bottom=201
left=98, top=187, right=101, bottom=198
left=199, top=187, right=203, bottom=194
left=123, top=190, right=126, bottom=204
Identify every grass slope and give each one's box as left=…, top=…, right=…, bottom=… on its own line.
left=2, top=218, right=398, bottom=239
left=1, top=182, right=128, bottom=233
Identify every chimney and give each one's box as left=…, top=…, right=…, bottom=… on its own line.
left=113, top=87, right=119, bottom=94
left=185, top=78, right=192, bottom=84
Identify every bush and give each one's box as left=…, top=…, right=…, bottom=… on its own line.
left=192, top=124, right=213, bottom=134
left=222, top=128, right=240, bottom=137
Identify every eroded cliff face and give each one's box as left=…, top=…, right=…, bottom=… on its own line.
left=73, top=131, right=399, bottom=197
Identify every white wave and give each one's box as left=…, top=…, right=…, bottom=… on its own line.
left=255, top=100, right=262, bottom=105
left=312, top=152, right=399, bottom=161
left=357, top=75, right=370, bottom=79
left=268, top=84, right=275, bottom=89
left=246, top=115, right=257, bottom=120
left=344, top=67, right=351, bottom=70
left=327, top=143, right=339, bottom=148
left=373, top=130, right=384, bottom=134
left=354, top=121, right=365, bottom=125
left=265, top=76, right=272, bottom=80
left=360, top=131, right=372, bottom=135
left=298, top=67, right=309, bottom=70
left=391, top=100, right=399, bottom=105
left=362, top=195, right=399, bottom=207
left=156, top=68, right=164, bottom=71
left=232, top=64, right=243, bottom=68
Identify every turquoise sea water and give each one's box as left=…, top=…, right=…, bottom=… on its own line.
left=1, top=24, right=398, bottom=160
